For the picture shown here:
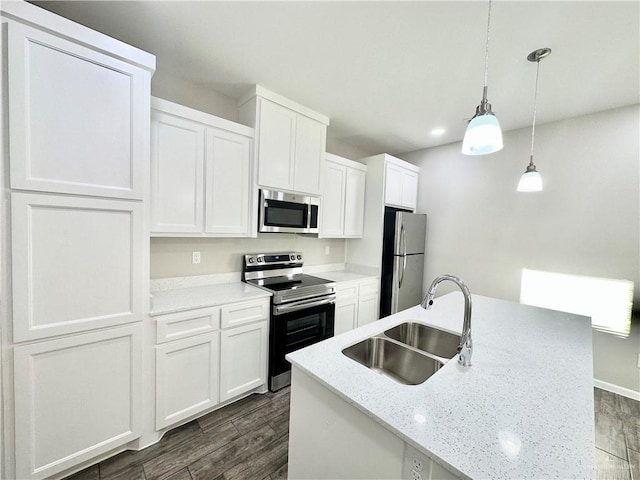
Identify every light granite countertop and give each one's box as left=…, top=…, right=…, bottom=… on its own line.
left=150, top=282, right=271, bottom=316
left=286, top=292, right=595, bottom=479
left=315, top=270, right=378, bottom=284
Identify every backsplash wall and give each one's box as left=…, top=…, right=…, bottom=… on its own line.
left=150, top=235, right=346, bottom=279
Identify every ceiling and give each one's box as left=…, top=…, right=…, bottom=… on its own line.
left=31, top=1, right=639, bottom=156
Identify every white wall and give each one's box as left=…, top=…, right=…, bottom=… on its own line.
left=401, top=105, right=640, bottom=393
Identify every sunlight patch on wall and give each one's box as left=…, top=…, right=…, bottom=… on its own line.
left=520, top=269, right=633, bottom=338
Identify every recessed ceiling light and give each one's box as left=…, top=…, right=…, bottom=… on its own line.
left=431, top=128, right=446, bottom=136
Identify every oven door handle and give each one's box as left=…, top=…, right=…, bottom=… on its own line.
left=274, top=295, right=336, bottom=315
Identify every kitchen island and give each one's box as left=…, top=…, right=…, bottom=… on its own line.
left=286, top=292, right=595, bottom=479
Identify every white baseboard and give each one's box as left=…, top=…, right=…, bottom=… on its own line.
left=594, top=378, right=640, bottom=401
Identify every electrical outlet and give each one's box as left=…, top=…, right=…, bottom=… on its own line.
left=637, top=353, right=640, bottom=369
left=412, top=458, right=424, bottom=472
left=325, top=245, right=330, bottom=255
left=410, top=470, right=422, bottom=480
left=192, top=251, right=201, bottom=264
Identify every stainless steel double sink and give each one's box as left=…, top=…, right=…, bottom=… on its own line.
left=342, top=322, right=461, bottom=385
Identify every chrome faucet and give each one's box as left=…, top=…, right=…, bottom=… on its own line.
left=420, top=274, right=473, bottom=367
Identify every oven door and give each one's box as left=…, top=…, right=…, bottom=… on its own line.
left=269, top=297, right=335, bottom=391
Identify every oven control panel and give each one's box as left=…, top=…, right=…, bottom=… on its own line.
left=244, top=252, right=303, bottom=266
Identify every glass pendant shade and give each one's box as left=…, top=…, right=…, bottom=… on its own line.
left=517, top=166, right=543, bottom=192
left=461, top=113, right=503, bottom=155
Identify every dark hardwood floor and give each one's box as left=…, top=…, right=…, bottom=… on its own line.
left=65, top=387, right=290, bottom=480
left=64, top=387, right=639, bottom=480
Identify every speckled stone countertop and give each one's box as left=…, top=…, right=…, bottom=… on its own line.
left=150, top=282, right=271, bottom=316
left=314, top=270, right=377, bottom=283
left=286, top=292, right=595, bottom=479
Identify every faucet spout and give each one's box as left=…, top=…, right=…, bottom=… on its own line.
left=420, top=274, right=473, bottom=367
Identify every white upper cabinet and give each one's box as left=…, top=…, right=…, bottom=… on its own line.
left=205, top=127, right=252, bottom=235
left=150, top=98, right=255, bottom=237
left=321, top=153, right=366, bottom=238
left=8, top=22, right=151, bottom=200
left=151, top=111, right=205, bottom=233
left=384, top=159, right=419, bottom=211
left=238, top=85, right=329, bottom=195
left=255, top=99, right=297, bottom=190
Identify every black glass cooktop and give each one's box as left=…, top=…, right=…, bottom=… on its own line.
left=246, top=274, right=332, bottom=292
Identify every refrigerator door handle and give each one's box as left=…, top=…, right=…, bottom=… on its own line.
left=399, top=224, right=407, bottom=288
left=399, top=253, right=407, bottom=288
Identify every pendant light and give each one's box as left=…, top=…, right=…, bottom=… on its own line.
left=461, top=0, right=503, bottom=156
left=517, top=47, right=552, bottom=193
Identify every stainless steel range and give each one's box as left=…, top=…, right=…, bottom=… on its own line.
left=242, top=252, right=336, bottom=391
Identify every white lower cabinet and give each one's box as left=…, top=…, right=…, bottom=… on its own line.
left=220, top=320, right=268, bottom=402
left=155, top=333, right=220, bottom=430
left=13, top=325, right=142, bottom=480
left=334, top=278, right=380, bottom=335
left=357, top=279, right=380, bottom=327
left=153, top=298, right=269, bottom=431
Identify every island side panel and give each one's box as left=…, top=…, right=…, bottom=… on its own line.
left=288, top=366, right=405, bottom=479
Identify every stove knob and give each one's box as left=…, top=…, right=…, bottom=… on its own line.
left=290, top=255, right=295, bottom=261
left=248, top=257, right=255, bottom=264
left=297, top=254, right=302, bottom=260
left=257, top=257, right=263, bottom=263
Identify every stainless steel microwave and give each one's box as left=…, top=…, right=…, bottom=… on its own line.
left=259, top=189, right=319, bottom=234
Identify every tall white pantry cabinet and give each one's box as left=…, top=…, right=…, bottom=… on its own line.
left=0, top=2, right=155, bottom=480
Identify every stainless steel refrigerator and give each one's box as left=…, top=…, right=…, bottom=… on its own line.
left=380, top=207, right=427, bottom=317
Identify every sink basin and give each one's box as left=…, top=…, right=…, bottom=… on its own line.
left=342, top=337, right=441, bottom=385
left=384, top=322, right=460, bottom=360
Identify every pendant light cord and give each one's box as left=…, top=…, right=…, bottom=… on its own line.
left=483, top=0, right=493, bottom=89
left=529, top=60, right=541, bottom=164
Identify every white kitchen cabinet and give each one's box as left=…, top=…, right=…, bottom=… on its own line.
left=156, top=306, right=220, bottom=344
left=238, top=85, right=329, bottom=195
left=334, top=277, right=380, bottom=335
left=150, top=98, right=255, bottom=237
left=155, top=332, right=220, bottom=430
left=219, top=297, right=269, bottom=402
left=14, top=325, right=142, bottom=480
left=345, top=154, right=420, bottom=277
left=8, top=21, right=150, bottom=200
left=150, top=111, right=205, bottom=233
left=385, top=161, right=419, bottom=211
left=205, top=128, right=253, bottom=235
left=220, top=321, right=268, bottom=402
left=321, top=153, right=366, bottom=238
left=11, top=192, right=144, bottom=342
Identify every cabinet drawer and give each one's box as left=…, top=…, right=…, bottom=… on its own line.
left=359, top=279, right=379, bottom=297
left=156, top=307, right=220, bottom=344
left=336, top=283, right=359, bottom=300
left=221, top=299, right=269, bottom=329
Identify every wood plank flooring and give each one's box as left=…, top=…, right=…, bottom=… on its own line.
left=64, top=387, right=639, bottom=480
left=65, top=388, right=290, bottom=480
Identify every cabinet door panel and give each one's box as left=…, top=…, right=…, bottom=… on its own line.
left=220, top=322, right=267, bottom=402
left=205, top=128, right=252, bottom=235
left=151, top=112, right=205, bottom=233
left=156, top=333, right=220, bottom=429
left=344, top=168, right=366, bottom=237
left=335, top=300, right=357, bottom=336
left=321, top=162, right=346, bottom=237
left=8, top=23, right=146, bottom=199
left=14, top=325, right=141, bottom=480
left=294, top=114, right=325, bottom=195
left=358, top=295, right=379, bottom=328
left=401, top=170, right=419, bottom=210
left=384, top=163, right=404, bottom=207
left=257, top=99, right=296, bottom=190
left=11, top=193, right=143, bottom=342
